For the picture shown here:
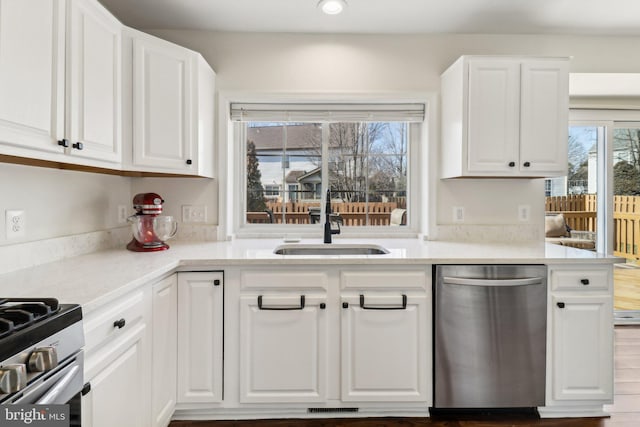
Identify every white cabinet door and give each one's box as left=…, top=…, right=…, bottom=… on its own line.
left=177, top=272, right=223, bottom=403
left=441, top=56, right=568, bottom=178
left=519, top=60, right=569, bottom=175
left=152, top=275, right=177, bottom=427
left=66, top=0, right=121, bottom=164
left=466, top=59, right=520, bottom=174
left=239, top=294, right=328, bottom=403
left=132, top=33, right=194, bottom=172
left=551, top=294, right=613, bottom=401
left=0, top=0, right=65, bottom=156
left=341, top=293, right=429, bottom=402
left=82, top=323, right=146, bottom=427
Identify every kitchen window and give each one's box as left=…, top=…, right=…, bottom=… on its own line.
left=231, top=102, right=425, bottom=235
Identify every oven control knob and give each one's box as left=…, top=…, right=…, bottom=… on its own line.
left=28, top=347, right=58, bottom=373
left=0, top=364, right=27, bottom=393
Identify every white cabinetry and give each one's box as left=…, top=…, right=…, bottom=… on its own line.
left=441, top=56, right=569, bottom=178
left=177, top=272, right=224, bottom=403
left=340, top=270, right=430, bottom=403
left=543, top=265, right=614, bottom=416
left=238, top=270, right=328, bottom=403
left=82, top=286, right=151, bottom=427
left=152, top=275, right=178, bottom=427
left=66, top=0, right=121, bottom=164
left=234, top=266, right=431, bottom=407
left=0, top=0, right=65, bottom=157
left=0, top=0, right=122, bottom=167
left=124, top=29, right=215, bottom=177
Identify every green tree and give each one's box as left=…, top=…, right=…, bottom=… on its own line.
left=246, top=140, right=266, bottom=211
left=614, top=160, right=640, bottom=195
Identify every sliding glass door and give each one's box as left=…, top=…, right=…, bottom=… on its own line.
left=547, top=110, right=640, bottom=322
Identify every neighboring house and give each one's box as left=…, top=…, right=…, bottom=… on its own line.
left=249, top=124, right=321, bottom=201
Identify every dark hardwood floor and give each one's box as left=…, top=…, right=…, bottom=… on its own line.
left=170, top=326, right=640, bottom=427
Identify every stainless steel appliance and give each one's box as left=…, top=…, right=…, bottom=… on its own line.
left=0, top=298, right=84, bottom=425
left=434, top=265, right=547, bottom=409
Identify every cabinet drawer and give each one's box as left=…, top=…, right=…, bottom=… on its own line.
left=550, top=267, right=611, bottom=292
left=241, top=270, right=329, bottom=291
left=83, top=288, right=146, bottom=352
left=341, top=269, right=429, bottom=290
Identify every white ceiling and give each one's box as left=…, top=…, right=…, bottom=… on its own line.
left=97, top=0, right=640, bottom=36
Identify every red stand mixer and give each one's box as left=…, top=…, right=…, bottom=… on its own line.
left=126, top=193, right=178, bottom=252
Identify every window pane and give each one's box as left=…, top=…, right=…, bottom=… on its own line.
left=245, top=121, right=409, bottom=227
left=545, top=126, right=598, bottom=250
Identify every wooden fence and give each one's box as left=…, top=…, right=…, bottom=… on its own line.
left=247, top=201, right=403, bottom=226
left=546, top=194, right=640, bottom=260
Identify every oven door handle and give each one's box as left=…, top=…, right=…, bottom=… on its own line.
left=36, top=365, right=81, bottom=405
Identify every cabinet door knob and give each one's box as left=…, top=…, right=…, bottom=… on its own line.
left=557, top=302, right=565, bottom=309
left=57, top=139, right=69, bottom=148
left=186, top=159, right=192, bottom=165
left=113, top=318, right=126, bottom=329
left=214, top=279, right=220, bottom=286
left=72, top=142, right=84, bottom=150
left=508, top=161, right=516, bottom=167
left=523, top=161, right=531, bottom=167
left=581, top=279, right=590, bottom=285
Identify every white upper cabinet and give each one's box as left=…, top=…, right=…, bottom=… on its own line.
left=124, top=29, right=215, bottom=177
left=0, top=0, right=122, bottom=168
left=66, top=0, right=122, bottom=164
left=0, top=0, right=65, bottom=157
left=441, top=56, right=569, bottom=178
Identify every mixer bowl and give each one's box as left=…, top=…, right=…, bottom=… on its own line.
left=128, top=215, right=178, bottom=246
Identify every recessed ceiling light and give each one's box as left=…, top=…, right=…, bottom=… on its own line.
left=318, top=0, right=347, bottom=15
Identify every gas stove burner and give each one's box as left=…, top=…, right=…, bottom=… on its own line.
left=0, top=298, right=62, bottom=340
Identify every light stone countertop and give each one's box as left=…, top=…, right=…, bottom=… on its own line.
left=0, top=238, right=622, bottom=314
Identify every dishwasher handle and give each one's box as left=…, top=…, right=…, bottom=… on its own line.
left=442, top=276, right=544, bottom=287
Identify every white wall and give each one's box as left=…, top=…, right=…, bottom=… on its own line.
left=0, top=163, right=131, bottom=246
left=146, top=30, right=640, bottom=235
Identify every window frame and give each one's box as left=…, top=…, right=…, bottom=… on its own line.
left=225, top=95, right=429, bottom=239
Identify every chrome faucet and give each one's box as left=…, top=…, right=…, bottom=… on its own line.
left=323, top=189, right=341, bottom=243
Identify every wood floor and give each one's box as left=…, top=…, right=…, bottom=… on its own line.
left=613, top=264, right=640, bottom=310
left=170, top=327, right=640, bottom=427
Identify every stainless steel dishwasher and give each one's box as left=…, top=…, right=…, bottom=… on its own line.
left=434, top=265, right=547, bottom=409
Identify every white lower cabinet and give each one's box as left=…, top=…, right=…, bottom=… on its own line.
left=239, top=294, right=328, bottom=403
left=544, top=265, right=614, bottom=415
left=177, top=271, right=224, bottom=403
left=82, top=286, right=151, bottom=427
left=341, top=293, right=429, bottom=402
left=235, top=266, right=431, bottom=407
left=551, top=294, right=613, bottom=401
left=151, top=275, right=178, bottom=427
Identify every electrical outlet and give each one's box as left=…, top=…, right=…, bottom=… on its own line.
left=453, top=206, right=464, bottom=223
left=182, top=205, right=207, bottom=223
left=118, top=205, right=128, bottom=224
left=518, top=205, right=531, bottom=222
left=5, top=210, right=25, bottom=239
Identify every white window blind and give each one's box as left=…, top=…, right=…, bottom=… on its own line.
left=230, top=102, right=425, bottom=122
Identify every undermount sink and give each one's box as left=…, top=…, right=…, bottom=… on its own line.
left=273, top=243, right=390, bottom=256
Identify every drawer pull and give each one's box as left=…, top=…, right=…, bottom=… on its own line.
left=359, top=294, right=407, bottom=310
left=113, top=318, right=126, bottom=329
left=257, top=295, right=305, bottom=310
left=581, top=279, right=590, bottom=285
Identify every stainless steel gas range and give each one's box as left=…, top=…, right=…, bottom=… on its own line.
left=0, top=298, right=84, bottom=425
